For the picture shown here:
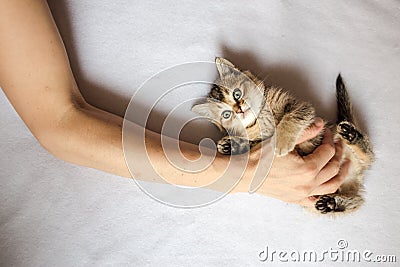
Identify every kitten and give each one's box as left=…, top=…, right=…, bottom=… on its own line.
left=192, top=57, right=374, bottom=214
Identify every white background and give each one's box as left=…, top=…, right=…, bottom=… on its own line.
left=1, top=1, right=399, bottom=266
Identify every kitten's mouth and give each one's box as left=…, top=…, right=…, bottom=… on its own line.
left=235, top=104, right=249, bottom=114
left=240, top=107, right=251, bottom=114
left=236, top=107, right=254, bottom=121
left=235, top=106, right=244, bottom=113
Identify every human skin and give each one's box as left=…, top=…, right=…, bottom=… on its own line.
left=0, top=0, right=347, bottom=207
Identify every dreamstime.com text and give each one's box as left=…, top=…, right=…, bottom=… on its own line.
left=258, top=239, right=396, bottom=263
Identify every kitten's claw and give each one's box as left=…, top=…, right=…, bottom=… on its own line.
left=217, top=136, right=250, bottom=155
left=275, top=147, right=290, bottom=157
left=315, top=195, right=337, bottom=214
left=218, top=142, right=232, bottom=155
left=275, top=138, right=296, bottom=157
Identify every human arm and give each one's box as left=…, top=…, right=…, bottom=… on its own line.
left=0, top=0, right=345, bottom=203
left=0, top=0, right=234, bottom=185
left=0, top=0, right=132, bottom=177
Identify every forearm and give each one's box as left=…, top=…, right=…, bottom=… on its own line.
left=49, top=103, right=250, bottom=191
left=44, top=102, right=130, bottom=177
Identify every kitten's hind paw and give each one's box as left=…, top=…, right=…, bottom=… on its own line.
left=315, top=195, right=337, bottom=214
left=217, top=136, right=250, bottom=155
left=314, top=194, right=363, bottom=214
left=337, top=121, right=361, bottom=143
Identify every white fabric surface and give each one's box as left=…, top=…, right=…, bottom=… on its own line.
left=1, top=0, right=400, bottom=266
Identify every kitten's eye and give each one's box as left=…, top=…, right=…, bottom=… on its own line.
left=233, top=88, right=242, bottom=100
left=221, top=110, right=232, bottom=119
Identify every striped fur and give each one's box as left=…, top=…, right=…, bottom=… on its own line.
left=192, top=57, right=374, bottom=215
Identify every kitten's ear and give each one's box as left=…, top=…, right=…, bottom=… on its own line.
left=215, top=57, right=236, bottom=77
left=243, top=70, right=264, bottom=88
left=191, top=103, right=215, bottom=119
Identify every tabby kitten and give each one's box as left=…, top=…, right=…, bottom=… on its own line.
left=192, top=57, right=374, bottom=214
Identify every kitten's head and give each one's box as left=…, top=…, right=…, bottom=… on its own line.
left=192, top=57, right=265, bottom=135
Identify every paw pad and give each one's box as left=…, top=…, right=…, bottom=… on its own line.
left=217, top=137, right=250, bottom=155
left=218, top=142, right=232, bottom=155
left=315, top=196, right=337, bottom=214
left=338, top=121, right=359, bottom=143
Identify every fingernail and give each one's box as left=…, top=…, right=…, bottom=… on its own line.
left=315, top=118, right=323, bottom=127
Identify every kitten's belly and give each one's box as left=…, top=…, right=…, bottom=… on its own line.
left=339, top=140, right=365, bottom=191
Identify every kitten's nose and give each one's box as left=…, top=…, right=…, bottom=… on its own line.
left=234, top=105, right=244, bottom=113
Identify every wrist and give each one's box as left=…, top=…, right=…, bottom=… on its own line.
left=229, top=164, right=252, bottom=194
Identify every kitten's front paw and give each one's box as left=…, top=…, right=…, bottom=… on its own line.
left=217, top=136, right=250, bottom=155
left=315, top=195, right=337, bottom=214
left=275, top=135, right=296, bottom=157
left=337, top=121, right=361, bottom=143
left=217, top=138, right=232, bottom=155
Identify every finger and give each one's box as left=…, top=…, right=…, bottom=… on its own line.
left=295, top=117, right=324, bottom=145
left=314, top=158, right=341, bottom=185
left=304, top=129, right=335, bottom=171
left=310, top=160, right=351, bottom=196
left=313, top=140, right=343, bottom=184
left=322, top=128, right=334, bottom=146
left=332, top=139, right=344, bottom=162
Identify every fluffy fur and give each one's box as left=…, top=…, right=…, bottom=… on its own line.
left=192, top=57, right=374, bottom=214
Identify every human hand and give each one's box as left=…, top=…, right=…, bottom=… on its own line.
left=253, top=118, right=350, bottom=207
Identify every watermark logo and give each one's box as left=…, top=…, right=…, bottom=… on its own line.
left=258, top=239, right=397, bottom=263
left=337, top=239, right=348, bottom=249
left=122, top=61, right=275, bottom=208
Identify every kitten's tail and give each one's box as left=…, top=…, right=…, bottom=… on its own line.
left=336, top=74, right=354, bottom=124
